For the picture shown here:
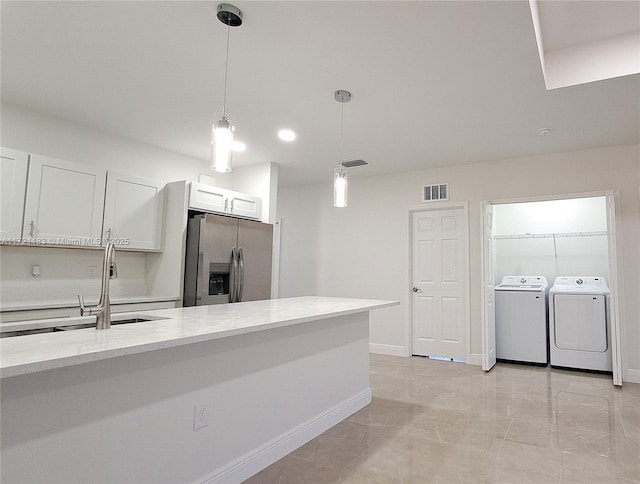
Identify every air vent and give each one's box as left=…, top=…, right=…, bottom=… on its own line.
left=422, top=183, right=449, bottom=202
left=341, top=159, right=368, bottom=168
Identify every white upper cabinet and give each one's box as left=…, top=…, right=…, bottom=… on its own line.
left=0, top=148, right=29, bottom=242
left=102, top=172, right=165, bottom=251
left=189, top=182, right=262, bottom=220
left=189, top=182, right=229, bottom=214
left=23, top=155, right=106, bottom=246
left=229, top=192, right=261, bottom=219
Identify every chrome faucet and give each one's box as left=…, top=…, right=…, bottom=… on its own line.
left=78, top=241, right=117, bottom=329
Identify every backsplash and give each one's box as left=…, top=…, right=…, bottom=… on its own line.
left=0, top=246, right=148, bottom=307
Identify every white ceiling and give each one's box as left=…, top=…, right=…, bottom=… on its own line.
left=537, top=0, right=639, bottom=51
left=1, top=1, right=638, bottom=187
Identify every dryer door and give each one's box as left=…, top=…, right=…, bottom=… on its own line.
left=553, top=294, right=608, bottom=352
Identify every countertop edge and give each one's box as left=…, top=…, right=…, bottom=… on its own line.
left=0, top=297, right=399, bottom=378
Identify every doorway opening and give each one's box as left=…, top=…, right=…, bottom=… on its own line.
left=481, top=192, right=623, bottom=385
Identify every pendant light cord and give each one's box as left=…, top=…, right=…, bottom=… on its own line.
left=339, top=98, right=344, bottom=166
left=222, top=22, right=231, bottom=116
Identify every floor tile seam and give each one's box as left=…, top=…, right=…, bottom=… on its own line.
left=415, top=413, right=514, bottom=428
left=496, top=418, right=514, bottom=453
left=346, top=420, right=395, bottom=447
left=509, top=415, right=609, bottom=433
left=335, top=436, right=403, bottom=484
left=554, top=423, right=631, bottom=440
left=616, top=406, right=636, bottom=439
left=338, top=467, right=390, bottom=484
left=552, top=423, right=624, bottom=439
left=557, top=400, right=621, bottom=414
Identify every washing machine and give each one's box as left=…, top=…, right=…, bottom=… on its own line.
left=549, top=276, right=612, bottom=372
left=495, top=276, right=548, bottom=365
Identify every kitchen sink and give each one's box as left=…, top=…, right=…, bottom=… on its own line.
left=54, top=317, right=160, bottom=331
left=1, top=327, right=56, bottom=338
left=1, top=317, right=167, bottom=338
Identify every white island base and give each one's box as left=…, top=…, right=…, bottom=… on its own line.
left=0, top=297, right=396, bottom=483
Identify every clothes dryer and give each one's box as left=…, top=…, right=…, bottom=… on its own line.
left=495, top=276, right=548, bottom=365
left=549, top=276, right=611, bottom=372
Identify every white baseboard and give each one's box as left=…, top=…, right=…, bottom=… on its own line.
left=624, top=368, right=640, bottom=384
left=369, top=343, right=409, bottom=357
left=198, top=388, right=372, bottom=484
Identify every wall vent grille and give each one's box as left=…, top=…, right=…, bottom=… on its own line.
left=422, top=183, right=449, bottom=202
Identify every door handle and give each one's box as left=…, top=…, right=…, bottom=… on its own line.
left=230, top=247, right=238, bottom=303
left=237, top=247, right=244, bottom=302
left=412, top=287, right=422, bottom=293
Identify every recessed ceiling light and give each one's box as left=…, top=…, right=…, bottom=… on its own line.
left=538, top=128, right=552, bottom=136
left=278, top=129, right=296, bottom=142
left=232, top=141, right=246, bottom=152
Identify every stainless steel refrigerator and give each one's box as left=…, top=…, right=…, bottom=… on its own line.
left=183, top=213, right=273, bottom=306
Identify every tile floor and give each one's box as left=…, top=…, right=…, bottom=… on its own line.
left=245, top=354, right=640, bottom=484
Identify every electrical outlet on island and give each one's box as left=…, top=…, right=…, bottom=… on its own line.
left=193, top=404, right=208, bottom=431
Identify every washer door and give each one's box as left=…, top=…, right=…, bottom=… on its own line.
left=553, top=294, right=608, bottom=352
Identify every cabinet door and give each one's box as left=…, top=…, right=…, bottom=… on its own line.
left=229, top=192, right=262, bottom=220
left=189, top=182, right=230, bottom=214
left=103, top=172, right=165, bottom=251
left=23, top=155, right=106, bottom=246
left=0, top=147, right=29, bottom=242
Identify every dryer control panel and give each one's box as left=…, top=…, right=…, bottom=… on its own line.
left=552, top=276, right=608, bottom=290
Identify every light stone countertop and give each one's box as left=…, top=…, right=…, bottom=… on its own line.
left=0, top=296, right=398, bottom=378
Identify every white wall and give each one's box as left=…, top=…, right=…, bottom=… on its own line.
left=276, top=144, right=640, bottom=381
left=1, top=103, right=209, bottom=183
left=229, top=162, right=279, bottom=223
left=494, top=197, right=609, bottom=286
left=494, top=197, right=608, bottom=235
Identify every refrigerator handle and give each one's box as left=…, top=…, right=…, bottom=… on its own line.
left=238, top=247, right=245, bottom=302
left=197, top=217, right=207, bottom=305
left=230, top=247, right=238, bottom=303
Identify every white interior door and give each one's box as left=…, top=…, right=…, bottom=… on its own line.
left=482, top=203, right=497, bottom=371
left=412, top=208, right=467, bottom=360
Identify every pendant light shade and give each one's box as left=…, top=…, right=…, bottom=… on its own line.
left=211, top=113, right=234, bottom=173
left=333, top=90, right=351, bottom=208
left=334, top=164, right=348, bottom=208
left=211, top=4, right=242, bottom=173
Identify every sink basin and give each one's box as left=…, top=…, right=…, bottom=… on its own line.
left=1, top=316, right=167, bottom=338
left=1, top=327, right=56, bottom=338
left=54, top=317, right=159, bottom=331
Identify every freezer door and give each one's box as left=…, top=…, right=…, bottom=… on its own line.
left=198, top=214, right=238, bottom=305
left=237, top=219, right=273, bottom=301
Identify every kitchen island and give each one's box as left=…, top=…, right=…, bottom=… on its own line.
left=0, top=296, right=397, bottom=483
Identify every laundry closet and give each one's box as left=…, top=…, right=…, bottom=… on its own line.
left=492, top=196, right=612, bottom=372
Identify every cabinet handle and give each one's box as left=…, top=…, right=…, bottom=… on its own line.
left=230, top=198, right=234, bottom=212
left=29, top=220, right=35, bottom=238
left=224, top=198, right=228, bottom=211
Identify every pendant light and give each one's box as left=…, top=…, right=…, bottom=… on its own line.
left=211, top=3, right=243, bottom=173
left=334, top=90, right=351, bottom=208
